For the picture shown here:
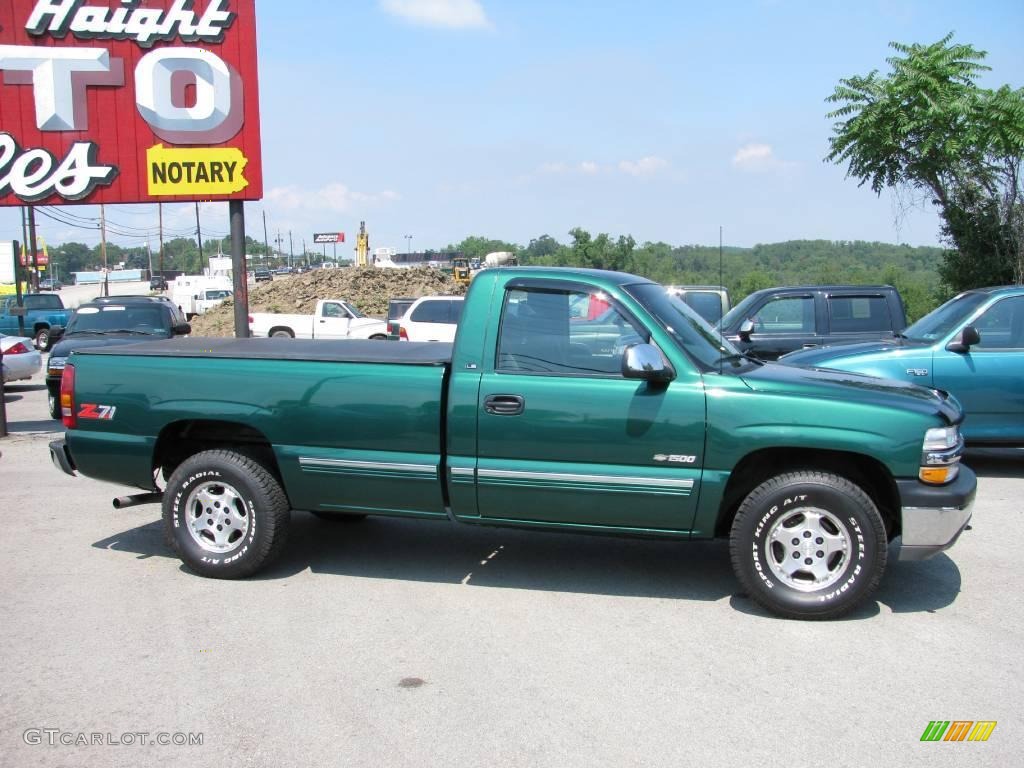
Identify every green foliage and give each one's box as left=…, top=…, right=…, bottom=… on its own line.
left=517, top=231, right=945, bottom=320
left=444, top=235, right=520, bottom=261
left=826, top=33, right=1024, bottom=292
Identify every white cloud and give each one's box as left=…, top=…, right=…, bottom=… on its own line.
left=732, top=143, right=792, bottom=172
left=266, top=184, right=401, bottom=213
left=618, top=156, right=668, bottom=177
left=579, top=160, right=599, bottom=175
left=379, top=0, right=492, bottom=29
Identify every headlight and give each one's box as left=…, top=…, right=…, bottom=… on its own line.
left=923, top=426, right=959, bottom=451
left=919, top=425, right=963, bottom=484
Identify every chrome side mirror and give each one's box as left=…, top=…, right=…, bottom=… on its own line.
left=622, top=343, right=675, bottom=384
left=738, top=319, right=755, bottom=343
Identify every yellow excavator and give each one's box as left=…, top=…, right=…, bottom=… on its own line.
left=451, top=257, right=472, bottom=286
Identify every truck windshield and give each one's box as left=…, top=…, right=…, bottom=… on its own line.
left=625, top=283, right=743, bottom=370
left=903, top=292, right=989, bottom=341
left=342, top=302, right=366, bottom=318
left=718, top=292, right=761, bottom=330
left=67, top=305, right=171, bottom=335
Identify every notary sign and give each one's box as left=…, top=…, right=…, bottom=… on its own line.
left=0, top=0, right=263, bottom=206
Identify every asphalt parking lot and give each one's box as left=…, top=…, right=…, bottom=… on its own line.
left=1, top=373, right=1021, bottom=767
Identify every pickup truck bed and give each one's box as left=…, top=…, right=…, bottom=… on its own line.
left=85, top=337, right=453, bottom=365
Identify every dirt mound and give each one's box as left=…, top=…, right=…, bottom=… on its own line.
left=189, top=266, right=467, bottom=337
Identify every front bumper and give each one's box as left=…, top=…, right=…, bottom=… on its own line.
left=50, top=438, right=77, bottom=477
left=896, top=465, right=977, bottom=561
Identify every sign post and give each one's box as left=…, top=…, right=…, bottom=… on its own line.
left=0, top=0, right=264, bottom=334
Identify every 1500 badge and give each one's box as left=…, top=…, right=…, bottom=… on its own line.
left=78, top=404, right=117, bottom=421
left=653, top=454, right=697, bottom=464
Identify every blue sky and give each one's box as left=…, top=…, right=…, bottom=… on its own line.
left=3, top=0, right=1023, bottom=256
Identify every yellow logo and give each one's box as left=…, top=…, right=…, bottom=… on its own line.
left=147, top=144, right=249, bottom=196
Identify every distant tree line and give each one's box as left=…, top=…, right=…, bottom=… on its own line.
left=448, top=231, right=947, bottom=321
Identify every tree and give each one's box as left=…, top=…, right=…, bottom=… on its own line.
left=825, top=34, right=1024, bottom=291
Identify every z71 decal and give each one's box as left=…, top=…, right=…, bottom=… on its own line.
left=78, top=404, right=117, bottom=421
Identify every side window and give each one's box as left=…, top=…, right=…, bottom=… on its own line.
left=411, top=300, right=450, bottom=324
left=974, top=297, right=1024, bottom=350
left=828, top=296, right=891, bottom=333
left=449, top=300, right=465, bottom=323
left=497, top=287, right=645, bottom=375
left=322, top=303, right=344, bottom=319
left=752, top=296, right=814, bottom=334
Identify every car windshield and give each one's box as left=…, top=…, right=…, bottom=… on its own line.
left=625, top=283, right=745, bottom=371
left=67, top=305, right=171, bottom=335
left=903, top=292, right=990, bottom=341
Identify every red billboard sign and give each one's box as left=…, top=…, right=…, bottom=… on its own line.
left=0, top=0, right=263, bottom=206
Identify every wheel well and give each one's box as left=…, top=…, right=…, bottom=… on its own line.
left=713, top=448, right=900, bottom=539
left=268, top=326, right=294, bottom=337
left=33, top=322, right=49, bottom=333
left=153, top=419, right=284, bottom=489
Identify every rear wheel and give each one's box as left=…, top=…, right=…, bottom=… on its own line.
left=34, top=327, right=50, bottom=351
left=48, top=390, right=61, bottom=420
left=270, top=328, right=294, bottom=338
left=163, top=450, right=290, bottom=578
left=369, top=334, right=387, bottom=341
left=729, top=471, right=887, bottom=620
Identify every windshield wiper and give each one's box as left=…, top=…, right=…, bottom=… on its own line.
left=104, top=329, right=161, bottom=335
left=719, top=352, right=763, bottom=367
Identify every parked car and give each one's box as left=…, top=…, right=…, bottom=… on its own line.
left=38, top=277, right=63, bottom=291
left=150, top=276, right=169, bottom=291
left=394, top=296, right=464, bottom=342
left=716, top=284, right=907, bottom=360
left=253, top=268, right=273, bottom=282
left=667, top=285, right=731, bottom=324
left=1, top=333, right=42, bottom=383
left=782, top=285, right=1024, bottom=446
left=45, top=298, right=191, bottom=419
left=0, top=293, right=72, bottom=350
left=51, top=266, right=975, bottom=620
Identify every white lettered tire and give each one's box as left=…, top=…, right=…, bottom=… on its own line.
left=729, top=471, right=888, bottom=620
left=163, top=450, right=290, bottom=578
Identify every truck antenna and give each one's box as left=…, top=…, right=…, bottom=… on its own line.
left=719, top=225, right=724, bottom=375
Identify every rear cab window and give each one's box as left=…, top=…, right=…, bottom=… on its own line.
left=411, top=299, right=461, bottom=324
left=827, top=295, right=892, bottom=333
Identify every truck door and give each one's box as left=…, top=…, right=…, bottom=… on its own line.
left=473, top=282, right=706, bottom=532
left=318, top=302, right=353, bottom=339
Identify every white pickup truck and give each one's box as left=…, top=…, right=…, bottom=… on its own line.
left=248, top=299, right=388, bottom=340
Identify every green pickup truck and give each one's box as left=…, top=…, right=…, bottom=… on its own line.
left=50, top=267, right=976, bottom=619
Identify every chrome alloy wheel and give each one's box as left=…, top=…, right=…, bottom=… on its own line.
left=765, top=507, right=851, bottom=591
left=185, top=481, right=250, bottom=553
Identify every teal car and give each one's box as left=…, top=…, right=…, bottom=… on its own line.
left=782, top=286, right=1024, bottom=446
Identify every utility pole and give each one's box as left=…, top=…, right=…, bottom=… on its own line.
left=100, top=204, right=109, bottom=297
left=158, top=203, right=165, bottom=278
left=27, top=207, right=40, bottom=292
left=274, top=230, right=283, bottom=267
left=288, top=231, right=293, bottom=269
left=20, top=207, right=29, bottom=294
left=195, top=202, right=204, bottom=274
left=262, top=210, right=270, bottom=266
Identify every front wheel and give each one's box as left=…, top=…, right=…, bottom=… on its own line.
left=729, top=471, right=887, bottom=620
left=163, top=450, right=290, bottom=578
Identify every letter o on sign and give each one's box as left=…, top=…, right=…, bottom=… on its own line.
left=135, top=49, right=244, bottom=144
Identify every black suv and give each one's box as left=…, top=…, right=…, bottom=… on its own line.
left=45, top=297, right=190, bottom=419
left=716, top=285, right=908, bottom=360
left=150, top=275, right=168, bottom=291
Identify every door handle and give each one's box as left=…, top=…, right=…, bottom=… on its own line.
left=484, top=394, right=525, bottom=416
left=802, top=343, right=818, bottom=349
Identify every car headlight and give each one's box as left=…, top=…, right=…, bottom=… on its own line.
left=919, top=425, right=963, bottom=484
